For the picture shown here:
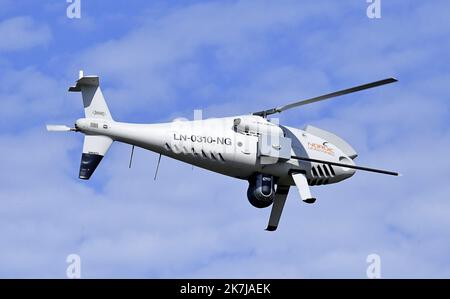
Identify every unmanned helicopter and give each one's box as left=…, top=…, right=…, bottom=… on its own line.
left=47, top=71, right=399, bottom=231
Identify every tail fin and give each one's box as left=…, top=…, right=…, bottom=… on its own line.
left=79, top=135, right=113, bottom=180
left=69, top=71, right=114, bottom=179
left=69, top=71, right=112, bottom=120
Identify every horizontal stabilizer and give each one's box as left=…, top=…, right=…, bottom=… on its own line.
left=68, top=76, right=99, bottom=92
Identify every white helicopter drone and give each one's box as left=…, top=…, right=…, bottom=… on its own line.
left=48, top=71, right=399, bottom=231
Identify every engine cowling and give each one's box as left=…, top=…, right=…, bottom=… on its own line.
left=247, top=173, right=275, bottom=208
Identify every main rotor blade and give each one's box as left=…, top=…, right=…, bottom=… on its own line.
left=290, top=155, right=400, bottom=176
left=253, top=77, right=397, bottom=116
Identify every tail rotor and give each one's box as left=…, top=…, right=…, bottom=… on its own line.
left=46, top=125, right=77, bottom=132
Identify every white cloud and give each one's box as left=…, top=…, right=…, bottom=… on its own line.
left=71, top=0, right=345, bottom=119
left=0, top=67, right=80, bottom=131
left=0, top=16, right=51, bottom=52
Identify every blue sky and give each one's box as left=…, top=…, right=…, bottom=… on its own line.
left=0, top=0, right=450, bottom=278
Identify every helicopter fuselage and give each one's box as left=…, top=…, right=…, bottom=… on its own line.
left=75, top=114, right=356, bottom=186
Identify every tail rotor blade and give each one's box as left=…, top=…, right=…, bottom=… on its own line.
left=46, top=125, right=74, bottom=132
